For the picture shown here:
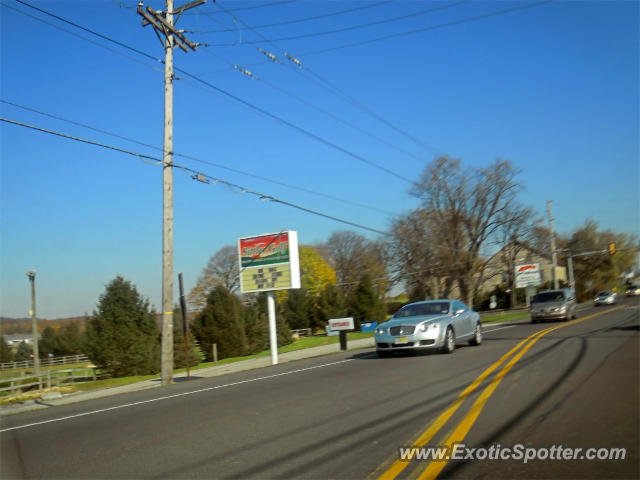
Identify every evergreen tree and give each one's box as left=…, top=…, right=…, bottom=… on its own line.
left=254, top=292, right=292, bottom=348
left=282, top=288, right=312, bottom=329
left=0, top=335, right=12, bottom=363
left=15, top=341, right=32, bottom=362
left=172, top=307, right=203, bottom=369
left=314, top=284, right=346, bottom=332
left=192, top=286, right=248, bottom=361
left=57, top=322, right=84, bottom=355
left=347, top=273, right=387, bottom=329
left=84, top=276, right=160, bottom=378
left=39, top=326, right=60, bottom=357
left=276, top=313, right=293, bottom=347
left=243, top=302, right=269, bottom=355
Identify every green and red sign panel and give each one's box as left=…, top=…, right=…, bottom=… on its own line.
left=238, top=231, right=301, bottom=293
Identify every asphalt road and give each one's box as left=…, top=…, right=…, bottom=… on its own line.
left=1, top=297, right=638, bottom=480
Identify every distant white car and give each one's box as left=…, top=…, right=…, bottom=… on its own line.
left=594, top=290, right=617, bottom=306
left=625, top=285, right=640, bottom=296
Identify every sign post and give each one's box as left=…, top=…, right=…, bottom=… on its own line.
left=328, top=317, right=355, bottom=351
left=515, top=263, right=542, bottom=289
left=516, top=264, right=542, bottom=306
left=238, top=231, right=301, bottom=365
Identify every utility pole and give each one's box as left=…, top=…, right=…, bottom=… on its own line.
left=547, top=200, right=559, bottom=289
left=138, top=0, right=204, bottom=386
left=566, top=253, right=575, bottom=291
left=26, top=270, right=40, bottom=375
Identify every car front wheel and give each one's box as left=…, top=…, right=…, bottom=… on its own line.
left=469, top=323, right=482, bottom=346
left=442, top=327, right=455, bottom=354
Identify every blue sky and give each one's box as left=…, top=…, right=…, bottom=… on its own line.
left=1, top=0, right=638, bottom=319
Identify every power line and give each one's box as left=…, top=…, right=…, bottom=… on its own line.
left=195, top=38, right=429, bottom=163
left=203, top=0, right=550, bottom=155
left=0, top=99, right=394, bottom=215
left=208, top=1, right=445, bottom=155
left=198, top=1, right=552, bottom=67
left=185, top=0, right=300, bottom=15
left=11, top=0, right=415, bottom=185
left=198, top=0, right=393, bottom=33
left=2, top=117, right=516, bottom=259
left=12, top=0, right=161, bottom=63
left=0, top=117, right=390, bottom=237
left=1, top=1, right=163, bottom=74
left=171, top=65, right=416, bottom=184
left=205, top=1, right=467, bottom=46
left=297, top=0, right=553, bottom=57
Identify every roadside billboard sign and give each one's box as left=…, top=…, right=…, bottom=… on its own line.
left=515, top=263, right=542, bottom=288
left=238, top=231, right=301, bottom=293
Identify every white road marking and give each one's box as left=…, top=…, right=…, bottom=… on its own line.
left=0, top=359, right=353, bottom=433
left=483, top=324, right=517, bottom=333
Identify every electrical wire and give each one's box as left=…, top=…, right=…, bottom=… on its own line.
left=1, top=1, right=163, bottom=74
left=203, top=0, right=552, bottom=154
left=295, top=0, right=553, bottom=57
left=198, top=0, right=393, bottom=33
left=208, top=1, right=446, bottom=155
left=206, top=1, right=467, bottom=46
left=10, top=0, right=415, bottom=185
left=0, top=117, right=391, bottom=236
left=185, top=0, right=300, bottom=15
left=1, top=116, right=517, bottom=260
left=0, top=100, right=394, bottom=215
left=196, top=42, right=428, bottom=164
left=12, top=0, right=161, bottom=63
left=171, top=64, right=416, bottom=184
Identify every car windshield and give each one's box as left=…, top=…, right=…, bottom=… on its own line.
left=394, top=302, right=450, bottom=317
left=534, top=291, right=565, bottom=302
left=596, top=291, right=610, bottom=296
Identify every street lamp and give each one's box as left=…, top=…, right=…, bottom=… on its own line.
left=26, top=270, right=40, bottom=374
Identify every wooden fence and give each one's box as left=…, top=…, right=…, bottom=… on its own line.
left=291, top=328, right=312, bottom=338
left=0, top=354, right=89, bottom=371
left=0, top=367, right=97, bottom=396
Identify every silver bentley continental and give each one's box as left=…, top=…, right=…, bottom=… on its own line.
left=375, top=299, right=482, bottom=357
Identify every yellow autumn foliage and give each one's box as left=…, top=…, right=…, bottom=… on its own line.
left=276, top=245, right=336, bottom=302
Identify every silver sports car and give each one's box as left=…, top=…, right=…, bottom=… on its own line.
left=375, top=299, right=482, bottom=357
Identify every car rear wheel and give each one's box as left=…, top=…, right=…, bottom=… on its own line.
left=469, top=323, right=482, bottom=346
left=442, top=327, right=455, bottom=354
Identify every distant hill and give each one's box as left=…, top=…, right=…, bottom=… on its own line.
left=0, top=316, right=87, bottom=335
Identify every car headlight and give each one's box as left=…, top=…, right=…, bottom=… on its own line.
left=376, top=327, right=386, bottom=335
left=557, top=305, right=567, bottom=312
left=419, top=322, right=439, bottom=333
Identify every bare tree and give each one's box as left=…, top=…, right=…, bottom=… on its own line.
left=409, top=156, right=523, bottom=307
left=493, top=205, right=542, bottom=306
left=322, top=231, right=389, bottom=295
left=188, top=245, right=239, bottom=310
left=388, top=208, right=456, bottom=300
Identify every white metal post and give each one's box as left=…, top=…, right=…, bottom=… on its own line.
left=267, top=292, right=278, bottom=365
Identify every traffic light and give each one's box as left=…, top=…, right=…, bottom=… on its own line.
left=608, top=242, right=616, bottom=255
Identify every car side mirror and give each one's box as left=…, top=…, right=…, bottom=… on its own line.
left=455, top=309, right=465, bottom=315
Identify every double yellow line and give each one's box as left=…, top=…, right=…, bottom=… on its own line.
left=376, top=306, right=623, bottom=480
